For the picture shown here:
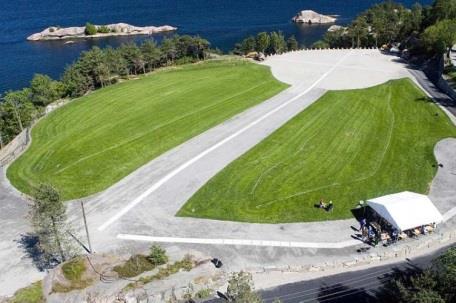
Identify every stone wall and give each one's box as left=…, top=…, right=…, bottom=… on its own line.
left=0, top=128, right=29, bottom=167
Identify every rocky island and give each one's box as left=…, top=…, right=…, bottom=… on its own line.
left=27, top=23, right=177, bottom=41
left=292, top=10, right=336, bottom=24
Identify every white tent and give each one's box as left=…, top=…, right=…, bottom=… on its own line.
left=367, top=191, right=443, bottom=232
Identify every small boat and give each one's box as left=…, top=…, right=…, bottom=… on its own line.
left=64, top=40, right=75, bottom=44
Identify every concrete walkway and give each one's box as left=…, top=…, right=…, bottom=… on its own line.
left=0, top=169, right=45, bottom=296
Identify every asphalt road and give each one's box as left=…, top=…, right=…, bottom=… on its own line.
left=207, top=244, right=454, bottom=303
left=408, top=67, right=456, bottom=117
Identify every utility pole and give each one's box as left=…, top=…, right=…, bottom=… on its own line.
left=80, top=201, right=93, bottom=253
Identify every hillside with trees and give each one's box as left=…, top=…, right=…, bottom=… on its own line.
left=312, top=0, right=456, bottom=59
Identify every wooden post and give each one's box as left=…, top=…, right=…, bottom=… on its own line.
left=81, top=201, right=93, bottom=253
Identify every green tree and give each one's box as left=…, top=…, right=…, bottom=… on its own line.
left=287, top=35, right=299, bottom=51
left=160, top=37, right=178, bottom=64
left=432, top=247, right=456, bottom=302
left=84, top=22, right=97, bottom=35
left=423, top=19, right=456, bottom=56
left=62, top=64, right=92, bottom=97
left=119, top=43, right=145, bottom=74
left=241, top=36, right=256, bottom=54
left=31, top=184, right=73, bottom=263
left=349, top=16, right=369, bottom=48
left=30, top=74, right=64, bottom=106
left=269, top=31, right=287, bottom=54
left=255, top=32, right=270, bottom=53
left=104, top=46, right=128, bottom=78
left=226, top=271, right=262, bottom=303
left=141, top=40, right=162, bottom=72
left=431, top=0, right=456, bottom=22
left=1, top=89, right=35, bottom=140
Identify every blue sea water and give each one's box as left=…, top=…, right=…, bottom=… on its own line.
left=0, top=0, right=432, bottom=93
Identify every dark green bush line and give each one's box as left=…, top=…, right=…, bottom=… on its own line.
left=0, top=34, right=210, bottom=148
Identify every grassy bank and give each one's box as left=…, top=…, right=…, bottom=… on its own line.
left=7, top=59, right=287, bottom=200
left=178, top=79, right=456, bottom=223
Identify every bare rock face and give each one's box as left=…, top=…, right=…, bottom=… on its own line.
left=27, top=23, right=177, bottom=41
left=327, top=25, right=346, bottom=32
left=292, top=10, right=336, bottom=24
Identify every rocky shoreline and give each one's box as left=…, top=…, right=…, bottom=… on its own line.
left=27, top=23, right=177, bottom=41
left=292, top=10, right=336, bottom=24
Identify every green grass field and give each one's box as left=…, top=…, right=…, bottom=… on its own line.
left=178, top=79, right=456, bottom=223
left=7, top=59, right=288, bottom=200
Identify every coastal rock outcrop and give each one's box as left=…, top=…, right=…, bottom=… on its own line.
left=292, top=10, right=336, bottom=24
left=27, top=23, right=177, bottom=41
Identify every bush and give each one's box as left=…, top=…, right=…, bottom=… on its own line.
left=10, top=281, right=44, bottom=303
left=61, top=257, right=86, bottom=281
left=195, top=288, right=213, bottom=299
left=312, top=40, right=329, bottom=49
left=52, top=257, right=92, bottom=293
left=85, top=22, right=97, bottom=35
left=148, top=245, right=168, bottom=266
left=97, top=25, right=110, bottom=34
left=113, top=254, right=155, bottom=278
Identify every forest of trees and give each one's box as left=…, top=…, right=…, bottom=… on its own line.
left=0, top=35, right=210, bottom=147
left=312, top=0, right=456, bottom=57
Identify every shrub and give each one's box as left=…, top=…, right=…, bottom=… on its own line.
left=10, top=281, right=44, bottom=303
left=85, top=22, right=97, bottom=35
left=61, top=257, right=86, bottom=281
left=97, top=25, right=110, bottom=34
left=52, top=257, right=92, bottom=293
left=113, top=254, right=155, bottom=278
left=195, top=288, right=213, bottom=299
left=148, top=245, right=168, bottom=266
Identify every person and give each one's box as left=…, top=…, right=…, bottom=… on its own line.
left=319, top=199, right=326, bottom=209
left=360, top=218, right=367, bottom=231
left=392, top=229, right=398, bottom=243
left=326, top=201, right=334, bottom=212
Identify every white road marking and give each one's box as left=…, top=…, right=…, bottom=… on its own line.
left=117, top=234, right=361, bottom=249
left=98, top=50, right=353, bottom=231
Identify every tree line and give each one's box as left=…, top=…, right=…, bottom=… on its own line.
left=312, top=0, right=456, bottom=57
left=233, top=31, right=299, bottom=56
left=0, top=35, right=210, bottom=148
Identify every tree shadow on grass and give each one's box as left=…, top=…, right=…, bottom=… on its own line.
left=16, top=233, right=57, bottom=271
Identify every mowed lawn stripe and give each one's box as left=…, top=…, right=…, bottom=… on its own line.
left=8, top=60, right=288, bottom=200
left=178, top=79, right=456, bottom=223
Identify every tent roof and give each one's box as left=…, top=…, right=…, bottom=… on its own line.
left=367, top=191, right=443, bottom=231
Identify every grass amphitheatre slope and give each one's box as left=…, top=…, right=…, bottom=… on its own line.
left=178, top=79, right=456, bottom=223
left=8, top=59, right=288, bottom=200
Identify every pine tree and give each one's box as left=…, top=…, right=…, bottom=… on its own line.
left=31, top=184, right=73, bottom=263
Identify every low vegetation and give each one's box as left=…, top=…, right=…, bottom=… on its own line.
left=113, top=254, right=155, bottom=278
left=114, top=245, right=169, bottom=278
left=125, top=255, right=194, bottom=290
left=8, top=59, right=287, bottom=199
left=52, top=257, right=93, bottom=293
left=9, top=281, right=44, bottom=303
left=179, top=79, right=456, bottom=223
